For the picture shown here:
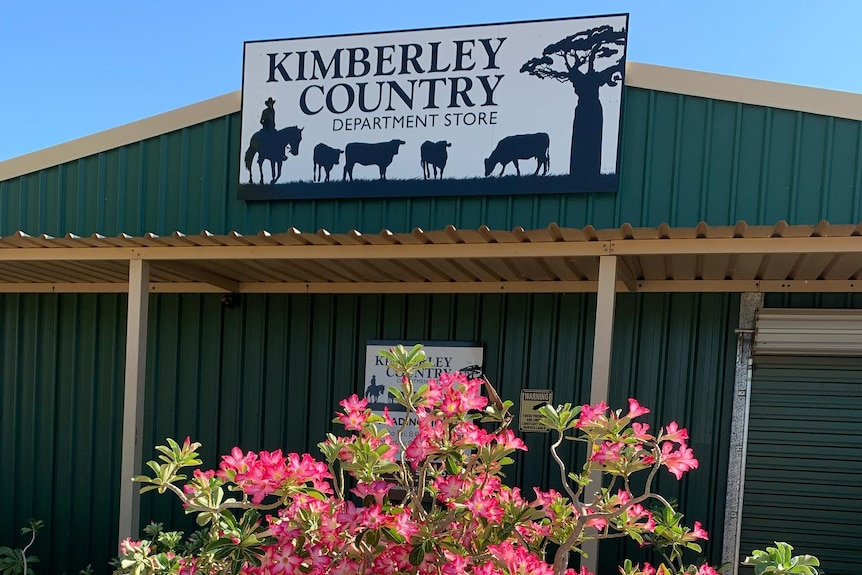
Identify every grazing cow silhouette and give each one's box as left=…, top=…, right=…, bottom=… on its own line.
left=420, top=140, right=451, bottom=180
left=484, top=133, right=550, bottom=177
left=313, top=143, right=343, bottom=182
left=343, top=139, right=406, bottom=181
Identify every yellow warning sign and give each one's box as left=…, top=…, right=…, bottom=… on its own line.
left=519, top=389, right=553, bottom=432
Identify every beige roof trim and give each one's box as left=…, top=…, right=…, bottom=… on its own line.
left=2, top=62, right=862, bottom=181
left=627, top=62, right=862, bottom=122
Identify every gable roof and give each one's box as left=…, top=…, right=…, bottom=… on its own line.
left=1, top=62, right=862, bottom=182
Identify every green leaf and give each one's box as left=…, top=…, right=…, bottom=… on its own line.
left=408, top=545, right=425, bottom=567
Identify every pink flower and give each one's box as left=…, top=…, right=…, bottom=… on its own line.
left=532, top=487, right=562, bottom=509
left=691, top=521, right=709, bottom=540
left=441, top=551, right=469, bottom=575
left=119, top=538, right=141, bottom=553
left=495, top=429, right=528, bottom=451
left=218, top=446, right=256, bottom=479
left=339, top=393, right=368, bottom=412
left=473, top=561, right=504, bottom=575
left=625, top=398, right=650, bottom=419
left=576, top=401, right=609, bottom=428
left=306, top=544, right=331, bottom=574
left=433, top=475, right=466, bottom=503
left=453, top=421, right=493, bottom=447
left=590, top=441, right=623, bottom=465
left=697, top=565, right=719, bottom=575
left=360, top=504, right=386, bottom=529
left=631, top=422, right=653, bottom=441
left=391, top=510, right=419, bottom=539
left=405, top=436, right=430, bottom=468
left=661, top=421, right=689, bottom=444
left=337, top=394, right=370, bottom=430
left=584, top=508, right=608, bottom=531
left=660, top=442, right=699, bottom=479
left=464, top=492, right=505, bottom=523
left=351, top=480, right=392, bottom=506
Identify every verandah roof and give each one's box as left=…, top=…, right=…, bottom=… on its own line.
left=0, top=220, right=861, bottom=293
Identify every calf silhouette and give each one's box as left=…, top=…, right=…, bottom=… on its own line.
left=343, top=139, right=406, bottom=181
left=484, top=133, right=550, bottom=177
left=313, top=143, right=343, bottom=182
left=420, top=140, right=451, bottom=180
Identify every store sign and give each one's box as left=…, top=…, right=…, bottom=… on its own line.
left=363, top=340, right=484, bottom=454
left=239, top=14, right=628, bottom=200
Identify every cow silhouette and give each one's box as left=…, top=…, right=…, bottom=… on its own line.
left=484, top=133, right=550, bottom=177
left=420, top=140, right=451, bottom=180
left=313, top=143, right=343, bottom=182
left=343, top=139, right=406, bottom=181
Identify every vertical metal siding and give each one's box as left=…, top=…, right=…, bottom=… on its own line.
left=0, top=294, right=125, bottom=575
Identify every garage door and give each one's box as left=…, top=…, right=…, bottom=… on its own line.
left=740, top=356, right=862, bottom=575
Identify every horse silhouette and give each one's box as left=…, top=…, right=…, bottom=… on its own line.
left=365, top=382, right=386, bottom=403
left=244, top=126, right=303, bottom=185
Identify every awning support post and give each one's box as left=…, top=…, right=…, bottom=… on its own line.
left=721, top=292, right=762, bottom=574
left=118, top=259, right=150, bottom=543
left=582, top=255, right=618, bottom=574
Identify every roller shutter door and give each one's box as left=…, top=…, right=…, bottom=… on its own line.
left=740, top=356, right=862, bottom=575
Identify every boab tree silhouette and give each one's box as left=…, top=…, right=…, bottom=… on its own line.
left=521, top=25, right=626, bottom=184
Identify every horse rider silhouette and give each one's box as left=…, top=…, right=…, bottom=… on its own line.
left=261, top=97, right=275, bottom=128
left=244, top=97, right=303, bottom=185
left=260, top=98, right=284, bottom=161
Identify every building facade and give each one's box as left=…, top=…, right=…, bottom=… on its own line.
left=1, top=62, right=861, bottom=575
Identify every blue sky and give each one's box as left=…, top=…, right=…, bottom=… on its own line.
left=1, top=1, right=860, bottom=161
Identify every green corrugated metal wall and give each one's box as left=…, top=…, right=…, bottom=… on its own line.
left=4, top=88, right=862, bottom=238
left=3, top=82, right=861, bottom=574
left=742, top=356, right=862, bottom=575
left=0, top=294, right=126, bottom=574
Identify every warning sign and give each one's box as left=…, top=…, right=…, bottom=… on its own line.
left=519, top=389, right=553, bottom=432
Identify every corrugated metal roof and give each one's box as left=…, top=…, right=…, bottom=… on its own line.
left=0, top=220, right=860, bottom=293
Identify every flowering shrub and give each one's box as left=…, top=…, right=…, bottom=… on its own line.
left=117, top=344, right=716, bottom=575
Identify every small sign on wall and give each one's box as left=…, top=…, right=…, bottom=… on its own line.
left=364, top=340, right=484, bottom=454
left=519, top=389, right=553, bottom=432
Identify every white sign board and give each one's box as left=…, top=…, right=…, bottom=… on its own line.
left=240, top=14, right=628, bottom=200
left=519, top=389, right=553, bottom=432
left=363, top=341, right=484, bottom=453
